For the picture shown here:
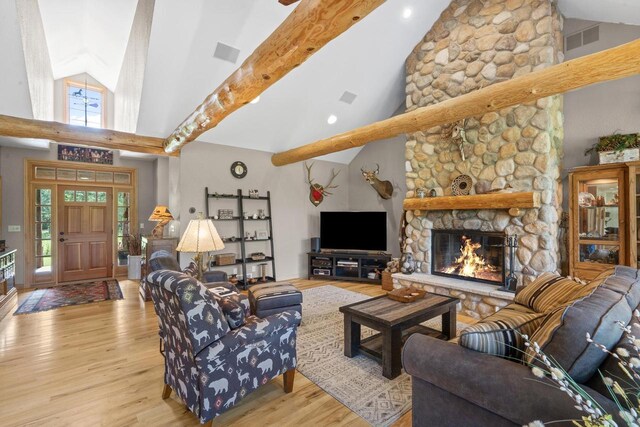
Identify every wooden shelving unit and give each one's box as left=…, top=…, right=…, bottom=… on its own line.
left=308, top=251, right=390, bottom=284
left=205, top=188, right=276, bottom=289
left=0, top=250, right=17, bottom=322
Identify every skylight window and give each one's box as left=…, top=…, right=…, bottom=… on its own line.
left=64, top=79, right=105, bottom=128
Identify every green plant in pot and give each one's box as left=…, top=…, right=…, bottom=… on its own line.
left=585, top=133, right=639, bottom=156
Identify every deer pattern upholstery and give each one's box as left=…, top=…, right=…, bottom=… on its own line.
left=208, top=292, right=251, bottom=318
left=182, top=261, right=199, bottom=277
left=148, top=270, right=299, bottom=423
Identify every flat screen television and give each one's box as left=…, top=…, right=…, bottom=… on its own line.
left=320, top=211, right=387, bottom=252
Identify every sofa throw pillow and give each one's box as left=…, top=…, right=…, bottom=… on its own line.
left=215, top=297, right=246, bottom=329
left=182, top=261, right=198, bottom=278
left=459, top=304, right=546, bottom=359
left=524, top=284, right=633, bottom=383
left=515, top=272, right=589, bottom=313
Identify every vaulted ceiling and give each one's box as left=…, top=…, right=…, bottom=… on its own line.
left=136, top=0, right=455, bottom=163
left=1, top=0, right=639, bottom=163
left=38, top=0, right=139, bottom=92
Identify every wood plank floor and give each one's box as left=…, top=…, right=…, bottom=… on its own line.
left=0, top=278, right=473, bottom=426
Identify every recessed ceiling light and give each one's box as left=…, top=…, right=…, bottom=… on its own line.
left=250, top=96, right=260, bottom=104
left=402, top=7, right=412, bottom=19
left=327, top=114, right=337, bottom=125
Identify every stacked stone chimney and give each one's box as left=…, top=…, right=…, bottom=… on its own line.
left=404, top=0, right=564, bottom=286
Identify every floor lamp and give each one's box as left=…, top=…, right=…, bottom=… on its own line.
left=176, top=213, right=225, bottom=281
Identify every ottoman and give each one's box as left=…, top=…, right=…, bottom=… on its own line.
left=248, top=282, right=303, bottom=319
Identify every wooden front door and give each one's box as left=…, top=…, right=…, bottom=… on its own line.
left=57, top=186, right=113, bottom=282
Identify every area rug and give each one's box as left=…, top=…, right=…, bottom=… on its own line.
left=297, top=285, right=469, bottom=427
left=14, top=280, right=123, bottom=315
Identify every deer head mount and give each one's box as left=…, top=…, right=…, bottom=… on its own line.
left=304, top=161, right=340, bottom=206
left=361, top=164, right=393, bottom=200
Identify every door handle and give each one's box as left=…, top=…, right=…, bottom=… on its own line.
left=59, top=238, right=67, bottom=242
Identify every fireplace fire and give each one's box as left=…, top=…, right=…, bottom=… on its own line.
left=442, top=236, right=502, bottom=281
left=432, top=230, right=506, bottom=286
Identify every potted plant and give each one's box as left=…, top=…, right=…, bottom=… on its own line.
left=585, top=132, right=639, bottom=164
left=125, top=233, right=143, bottom=280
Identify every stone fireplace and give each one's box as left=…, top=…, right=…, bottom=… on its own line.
left=403, top=0, right=564, bottom=287
left=394, top=0, right=564, bottom=318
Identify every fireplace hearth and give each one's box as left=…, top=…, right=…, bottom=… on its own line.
left=432, top=230, right=506, bottom=286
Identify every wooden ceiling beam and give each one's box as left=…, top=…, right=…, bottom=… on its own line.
left=271, top=38, right=640, bottom=166
left=163, top=0, right=385, bottom=153
left=0, top=114, right=177, bottom=156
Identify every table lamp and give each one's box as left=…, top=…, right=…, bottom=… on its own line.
left=149, top=205, right=174, bottom=238
left=176, top=213, right=225, bottom=280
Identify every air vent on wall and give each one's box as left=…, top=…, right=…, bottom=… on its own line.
left=339, top=91, right=357, bottom=104
left=565, top=25, right=600, bottom=52
left=566, top=32, right=582, bottom=51
left=582, top=26, right=600, bottom=45
left=213, top=42, right=240, bottom=64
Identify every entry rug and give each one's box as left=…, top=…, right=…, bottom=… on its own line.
left=297, top=285, right=469, bottom=427
left=15, top=280, right=123, bottom=315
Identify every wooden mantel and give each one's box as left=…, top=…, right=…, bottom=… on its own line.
left=403, top=192, right=540, bottom=211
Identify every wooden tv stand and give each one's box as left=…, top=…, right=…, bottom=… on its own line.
left=307, top=251, right=391, bottom=284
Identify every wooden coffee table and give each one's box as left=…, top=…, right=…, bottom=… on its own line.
left=339, top=293, right=459, bottom=379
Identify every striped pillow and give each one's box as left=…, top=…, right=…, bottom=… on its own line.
left=459, top=305, right=545, bottom=359
left=593, top=267, right=616, bottom=281
left=515, top=272, right=587, bottom=313
left=524, top=305, right=566, bottom=365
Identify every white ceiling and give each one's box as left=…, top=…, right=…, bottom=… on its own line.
left=136, top=0, right=452, bottom=164
left=37, top=0, right=138, bottom=92
left=2, top=0, right=640, bottom=163
left=559, top=0, right=640, bottom=26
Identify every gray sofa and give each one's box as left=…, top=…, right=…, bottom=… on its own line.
left=403, top=266, right=640, bottom=426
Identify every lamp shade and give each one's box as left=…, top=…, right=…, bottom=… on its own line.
left=149, top=205, right=174, bottom=222
left=177, top=217, right=225, bottom=253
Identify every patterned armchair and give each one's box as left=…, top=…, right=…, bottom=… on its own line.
left=148, top=270, right=299, bottom=424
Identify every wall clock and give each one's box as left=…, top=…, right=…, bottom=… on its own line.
left=230, top=161, right=247, bottom=179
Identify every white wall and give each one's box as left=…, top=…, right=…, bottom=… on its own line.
left=177, top=141, right=349, bottom=280
left=347, top=135, right=407, bottom=257
left=0, top=0, right=33, bottom=118
left=114, top=0, right=155, bottom=133
left=563, top=19, right=640, bottom=175
left=154, top=157, right=169, bottom=206
left=0, top=145, right=156, bottom=286
left=15, top=0, right=54, bottom=121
